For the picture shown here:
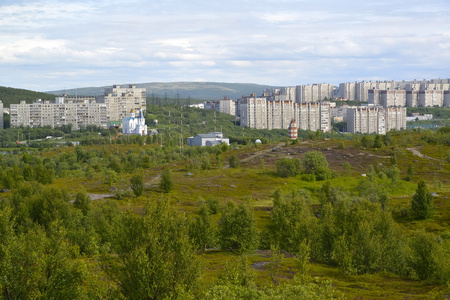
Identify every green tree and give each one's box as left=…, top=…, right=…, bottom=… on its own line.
left=271, top=189, right=317, bottom=254
left=189, top=204, right=217, bottom=251
left=405, top=164, right=414, bottom=181
left=159, top=168, right=174, bottom=193
left=229, top=154, right=240, bottom=168
left=105, top=199, right=200, bottom=299
left=219, top=201, right=258, bottom=253
left=268, top=245, right=284, bottom=286
left=373, top=134, right=383, bottom=148
left=0, top=216, right=85, bottom=299
left=130, top=173, right=144, bottom=197
left=74, top=188, right=91, bottom=216
left=276, top=157, right=301, bottom=177
left=410, top=230, right=439, bottom=280
left=218, top=255, right=255, bottom=288
left=302, top=151, right=329, bottom=176
left=411, top=180, right=434, bottom=219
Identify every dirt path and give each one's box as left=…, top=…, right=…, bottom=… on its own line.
left=87, top=193, right=115, bottom=200
left=145, top=174, right=161, bottom=188
left=406, top=147, right=445, bottom=163
left=224, top=143, right=284, bottom=168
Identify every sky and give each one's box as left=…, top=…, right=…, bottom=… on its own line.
left=1, top=0, right=449, bottom=92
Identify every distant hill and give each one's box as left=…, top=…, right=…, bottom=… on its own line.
left=0, top=86, right=56, bottom=108
left=47, top=82, right=280, bottom=100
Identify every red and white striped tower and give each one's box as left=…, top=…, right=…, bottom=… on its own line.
left=288, top=119, right=298, bottom=139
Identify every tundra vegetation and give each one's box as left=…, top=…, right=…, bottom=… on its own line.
left=0, top=104, right=449, bottom=299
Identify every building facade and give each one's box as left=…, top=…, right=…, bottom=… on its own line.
left=346, top=106, right=406, bottom=134
left=237, top=95, right=331, bottom=132
left=186, top=132, right=229, bottom=146
left=10, top=85, right=146, bottom=130
left=122, top=108, right=147, bottom=136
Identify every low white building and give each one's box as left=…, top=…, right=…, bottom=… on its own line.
left=122, top=108, right=147, bottom=136
left=187, top=132, right=229, bottom=146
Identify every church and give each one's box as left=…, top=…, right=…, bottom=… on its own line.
left=122, top=107, right=148, bottom=136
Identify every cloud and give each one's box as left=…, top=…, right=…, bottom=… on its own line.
left=0, top=0, right=449, bottom=91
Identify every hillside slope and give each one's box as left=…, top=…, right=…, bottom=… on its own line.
left=47, top=81, right=279, bottom=100
left=0, top=86, right=56, bottom=108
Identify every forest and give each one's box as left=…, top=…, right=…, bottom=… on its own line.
left=0, top=104, right=449, bottom=299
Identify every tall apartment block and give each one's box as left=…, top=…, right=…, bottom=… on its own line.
left=10, top=85, right=146, bottom=130
left=103, top=85, right=147, bottom=122
left=296, top=83, right=333, bottom=103
left=368, top=89, right=406, bottom=107
left=0, top=101, right=3, bottom=129
left=346, top=106, right=406, bottom=134
left=339, top=79, right=450, bottom=107
left=238, top=94, right=330, bottom=132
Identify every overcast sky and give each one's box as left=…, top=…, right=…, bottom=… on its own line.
left=1, top=0, right=449, bottom=91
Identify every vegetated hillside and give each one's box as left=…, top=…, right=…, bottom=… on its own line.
left=0, top=86, right=56, bottom=108
left=0, top=128, right=449, bottom=298
left=145, top=104, right=289, bottom=143
left=48, top=81, right=279, bottom=100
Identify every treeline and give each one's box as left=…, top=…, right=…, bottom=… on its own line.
left=0, top=184, right=345, bottom=299
left=0, top=86, right=55, bottom=108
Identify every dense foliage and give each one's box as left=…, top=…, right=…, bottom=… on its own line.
left=0, top=86, right=56, bottom=108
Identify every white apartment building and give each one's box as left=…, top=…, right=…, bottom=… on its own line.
left=339, top=79, right=450, bottom=107
left=103, top=85, right=147, bottom=122
left=369, top=89, right=406, bottom=107
left=346, top=106, right=406, bottom=134
left=219, top=97, right=236, bottom=116
left=238, top=95, right=331, bottom=132
left=10, top=85, right=146, bottom=130
left=296, top=83, right=333, bottom=103
left=444, top=91, right=450, bottom=107
left=239, top=94, right=268, bottom=130
left=418, top=90, right=443, bottom=107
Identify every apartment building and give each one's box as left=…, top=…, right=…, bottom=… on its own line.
left=103, top=85, right=147, bottom=122
left=369, top=89, right=406, bottom=107
left=239, top=94, right=268, bottom=129
left=238, top=95, right=331, bottom=132
left=346, top=106, right=406, bottom=134
left=296, top=83, right=333, bottom=103
left=418, top=90, right=443, bottom=107
left=340, top=79, right=450, bottom=107
left=10, top=85, right=146, bottom=130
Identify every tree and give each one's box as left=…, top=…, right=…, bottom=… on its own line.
left=411, top=180, right=434, bottom=219
left=276, top=158, right=301, bottom=178
left=189, top=204, right=217, bottom=251
left=302, top=151, right=329, bottom=175
left=74, top=188, right=91, bottom=215
left=229, top=154, right=240, bottom=168
left=373, top=134, right=383, bottom=148
left=219, top=201, right=258, bottom=253
left=130, top=173, right=144, bottom=197
left=160, top=168, right=174, bottom=193
left=271, top=189, right=316, bottom=253
left=105, top=199, right=200, bottom=299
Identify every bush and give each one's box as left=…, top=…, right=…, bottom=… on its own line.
left=302, top=151, right=329, bottom=175
left=276, top=158, right=301, bottom=178
left=160, top=168, right=174, bottom=193
left=229, top=154, right=240, bottom=168
left=411, top=180, right=434, bottom=219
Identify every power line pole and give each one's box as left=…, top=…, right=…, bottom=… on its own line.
left=180, top=106, right=183, bottom=154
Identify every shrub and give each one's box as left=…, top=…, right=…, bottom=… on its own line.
left=160, top=168, right=174, bottom=193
